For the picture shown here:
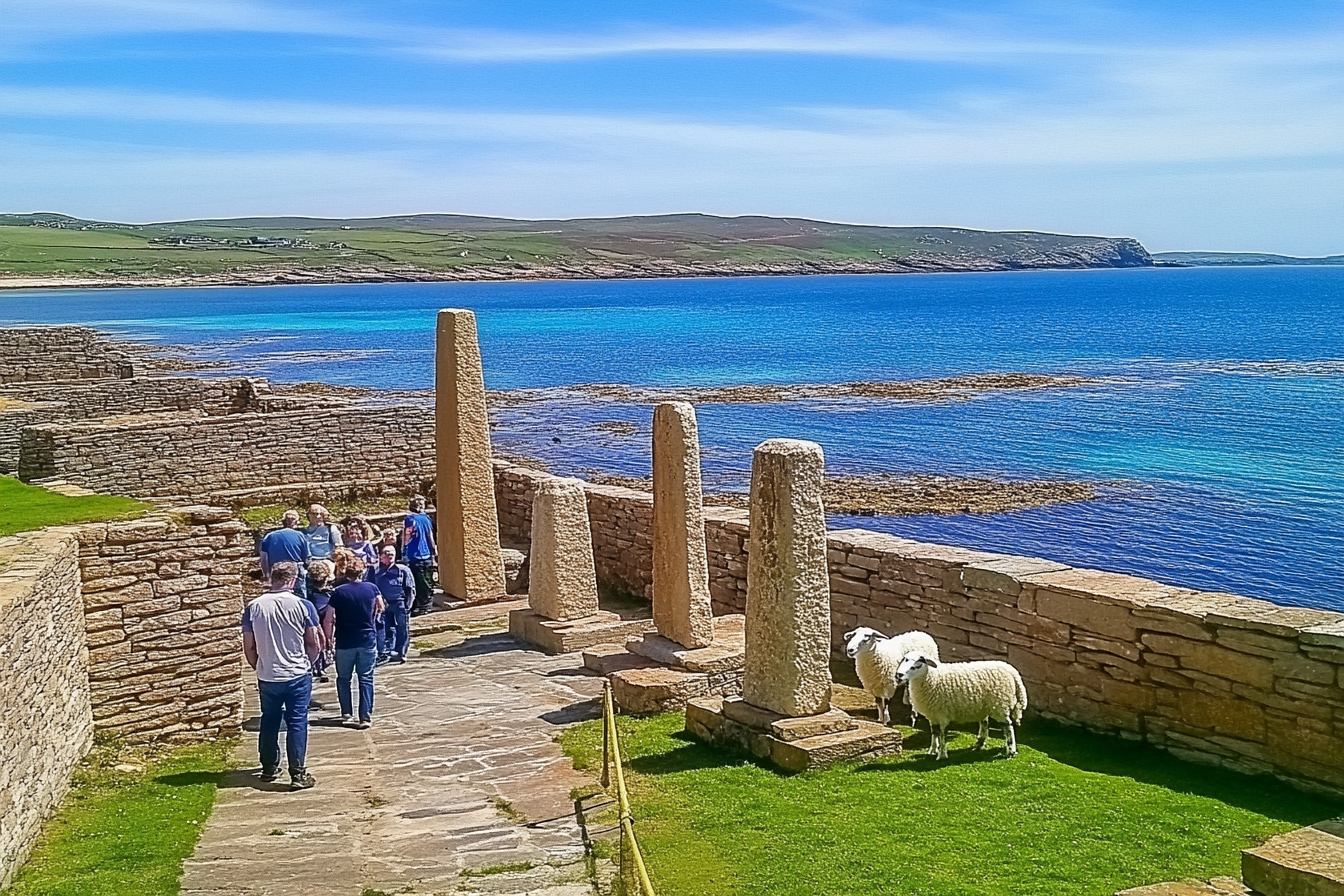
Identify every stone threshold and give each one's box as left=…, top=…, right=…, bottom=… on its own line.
left=508, top=608, right=654, bottom=655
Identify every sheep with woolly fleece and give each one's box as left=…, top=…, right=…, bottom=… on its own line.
left=843, top=627, right=939, bottom=726
left=895, top=652, right=1028, bottom=760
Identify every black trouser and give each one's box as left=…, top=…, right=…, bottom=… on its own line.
left=408, top=558, right=434, bottom=613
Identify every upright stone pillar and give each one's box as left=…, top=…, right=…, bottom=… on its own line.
left=527, top=477, right=600, bottom=621
left=652, top=401, right=714, bottom=649
left=741, top=438, right=832, bottom=716
left=435, top=308, right=505, bottom=603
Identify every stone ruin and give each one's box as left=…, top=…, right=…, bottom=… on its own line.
left=684, top=438, right=902, bottom=771
left=508, top=477, right=653, bottom=653
left=583, top=401, right=748, bottom=712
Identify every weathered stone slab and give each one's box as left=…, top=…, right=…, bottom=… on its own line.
left=770, top=709, right=858, bottom=742
left=625, top=616, right=745, bottom=674
left=435, top=308, right=506, bottom=603
left=720, top=695, right=786, bottom=730
left=610, top=666, right=711, bottom=714
left=507, top=609, right=653, bottom=655
left=768, top=721, right=903, bottom=772
left=652, top=401, right=714, bottom=648
left=742, top=439, right=832, bottom=716
left=1242, top=818, right=1344, bottom=896
left=1114, top=878, right=1250, bottom=896
left=582, top=642, right=661, bottom=675
left=527, top=477, right=599, bottom=621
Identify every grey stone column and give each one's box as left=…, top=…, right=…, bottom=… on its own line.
left=527, top=477, right=600, bottom=621
left=741, top=438, right=832, bottom=716
left=652, top=401, right=714, bottom=648
left=435, top=308, right=505, bottom=603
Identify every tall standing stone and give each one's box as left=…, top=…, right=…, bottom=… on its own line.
left=527, top=477, right=601, bottom=621
left=435, top=309, right=505, bottom=603
left=741, top=438, right=832, bottom=716
left=652, top=401, right=715, bottom=649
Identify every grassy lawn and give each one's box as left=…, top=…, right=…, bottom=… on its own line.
left=5, top=738, right=234, bottom=896
left=235, top=495, right=413, bottom=533
left=561, top=713, right=1343, bottom=896
left=0, top=476, right=149, bottom=536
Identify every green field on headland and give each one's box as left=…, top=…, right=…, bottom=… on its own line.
left=0, top=212, right=1153, bottom=285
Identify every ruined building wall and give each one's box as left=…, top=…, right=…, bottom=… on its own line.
left=0, top=530, right=93, bottom=889
left=494, top=461, right=1344, bottom=792
left=0, top=325, right=139, bottom=384
left=19, top=408, right=436, bottom=499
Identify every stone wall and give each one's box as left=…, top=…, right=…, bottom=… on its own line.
left=0, top=529, right=93, bottom=888
left=0, top=377, right=263, bottom=473
left=493, top=462, right=1344, bottom=792
left=19, top=407, right=436, bottom=500
left=0, top=325, right=139, bottom=384
left=75, top=507, right=249, bottom=741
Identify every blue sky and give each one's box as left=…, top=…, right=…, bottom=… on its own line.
left=2, top=1, right=1343, bottom=254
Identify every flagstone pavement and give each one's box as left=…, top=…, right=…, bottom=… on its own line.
left=181, top=600, right=615, bottom=896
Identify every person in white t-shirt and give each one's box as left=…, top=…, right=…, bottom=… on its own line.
left=242, top=562, right=322, bottom=790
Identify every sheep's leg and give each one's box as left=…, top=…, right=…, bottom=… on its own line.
left=936, top=725, right=949, bottom=761
left=926, top=724, right=938, bottom=756
left=975, top=719, right=988, bottom=749
left=1005, top=719, right=1018, bottom=757
left=875, top=696, right=887, bottom=726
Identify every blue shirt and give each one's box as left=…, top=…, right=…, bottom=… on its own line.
left=329, top=581, right=381, bottom=650
left=370, top=561, right=415, bottom=611
left=304, top=522, right=342, bottom=559
left=259, top=527, right=310, bottom=569
left=403, top=513, right=435, bottom=561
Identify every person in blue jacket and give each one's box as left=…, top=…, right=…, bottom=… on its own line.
left=258, top=510, right=311, bottom=599
left=369, top=544, right=415, bottom=664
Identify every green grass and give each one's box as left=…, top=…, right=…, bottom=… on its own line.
left=236, top=495, right=412, bottom=533
left=4, top=737, right=235, bottom=896
left=560, top=713, right=1343, bottom=896
left=0, top=476, right=149, bottom=536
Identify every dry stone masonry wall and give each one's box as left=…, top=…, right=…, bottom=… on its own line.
left=0, top=529, right=93, bottom=889
left=75, top=507, right=249, bottom=741
left=0, top=325, right=140, bottom=384
left=494, top=462, right=1344, bottom=792
left=20, top=407, right=435, bottom=499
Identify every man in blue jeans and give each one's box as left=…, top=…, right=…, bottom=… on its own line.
left=402, top=495, right=438, bottom=616
left=329, top=555, right=384, bottom=728
left=370, top=544, right=415, bottom=664
left=242, top=562, right=322, bottom=790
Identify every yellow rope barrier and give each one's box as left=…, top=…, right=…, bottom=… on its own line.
left=602, top=682, right=657, bottom=896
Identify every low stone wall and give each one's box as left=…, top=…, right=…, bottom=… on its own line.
left=0, top=326, right=139, bottom=384
left=493, top=462, right=1344, bottom=792
left=0, top=377, right=263, bottom=472
left=0, top=529, right=93, bottom=888
left=76, top=507, right=249, bottom=741
left=19, top=407, right=435, bottom=500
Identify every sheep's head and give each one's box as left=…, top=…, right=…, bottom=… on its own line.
left=896, top=651, right=938, bottom=683
left=843, top=626, right=887, bottom=659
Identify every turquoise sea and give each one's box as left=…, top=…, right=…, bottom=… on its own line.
left=3, top=267, right=1342, bottom=612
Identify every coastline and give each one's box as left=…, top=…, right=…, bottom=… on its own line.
left=0, top=256, right=1149, bottom=292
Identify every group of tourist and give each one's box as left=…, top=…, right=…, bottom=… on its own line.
left=242, top=496, right=440, bottom=790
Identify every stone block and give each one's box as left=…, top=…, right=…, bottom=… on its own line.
left=582, top=643, right=661, bottom=675
left=436, top=308, right=506, bottom=603
left=769, top=709, right=858, bottom=742
left=1114, top=878, right=1250, bottom=896
left=742, top=439, right=832, bottom=717
left=1242, top=818, right=1344, bottom=896
left=527, top=477, right=600, bottom=621
left=651, top=401, right=715, bottom=649
left=507, top=608, right=653, bottom=655
left=1034, top=588, right=1137, bottom=640
left=610, top=666, right=711, bottom=714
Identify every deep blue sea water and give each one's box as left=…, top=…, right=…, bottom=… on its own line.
left=3, top=267, right=1342, bottom=612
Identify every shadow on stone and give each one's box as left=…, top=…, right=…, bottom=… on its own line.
left=418, top=633, right=522, bottom=659
left=213, top=768, right=296, bottom=793
left=539, top=699, right=602, bottom=726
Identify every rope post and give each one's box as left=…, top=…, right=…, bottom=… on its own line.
left=601, top=683, right=612, bottom=790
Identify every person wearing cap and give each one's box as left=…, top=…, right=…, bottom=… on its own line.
left=369, top=544, right=415, bottom=664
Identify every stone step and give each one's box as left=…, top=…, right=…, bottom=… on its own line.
left=582, top=642, right=662, bottom=675
left=685, top=696, right=902, bottom=772
left=625, top=630, right=745, bottom=673
left=508, top=608, right=654, bottom=655
left=1115, top=877, right=1250, bottom=896
left=1243, top=818, right=1344, bottom=896
left=611, top=666, right=710, bottom=714
left=768, top=720, right=903, bottom=772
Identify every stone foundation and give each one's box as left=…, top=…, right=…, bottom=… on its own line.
left=507, top=608, right=653, bottom=655
left=686, top=695, right=902, bottom=772
left=588, top=615, right=747, bottom=713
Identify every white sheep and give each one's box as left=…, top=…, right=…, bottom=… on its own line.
left=895, top=652, right=1028, bottom=760
left=843, top=627, right=940, bottom=726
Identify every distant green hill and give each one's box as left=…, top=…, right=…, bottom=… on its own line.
left=0, top=212, right=1153, bottom=286
left=1154, top=251, right=1344, bottom=266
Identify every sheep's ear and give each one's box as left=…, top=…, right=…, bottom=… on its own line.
left=874, top=632, right=890, bottom=640
left=925, top=657, right=939, bottom=668
left=843, top=630, right=857, bottom=641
